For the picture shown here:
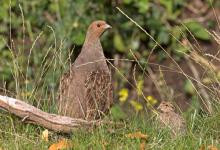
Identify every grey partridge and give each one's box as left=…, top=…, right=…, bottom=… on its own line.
left=157, top=101, right=186, bottom=136
left=58, top=20, right=113, bottom=120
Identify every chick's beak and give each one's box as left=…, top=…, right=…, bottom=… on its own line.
left=104, top=24, right=112, bottom=29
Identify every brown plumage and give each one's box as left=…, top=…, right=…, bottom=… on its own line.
left=58, top=20, right=113, bottom=120
left=157, top=101, right=186, bottom=136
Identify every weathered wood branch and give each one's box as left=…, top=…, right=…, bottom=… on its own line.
left=0, top=95, right=98, bottom=133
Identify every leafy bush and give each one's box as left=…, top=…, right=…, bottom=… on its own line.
left=0, top=0, right=215, bottom=105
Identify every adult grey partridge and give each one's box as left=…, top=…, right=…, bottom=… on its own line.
left=58, top=20, right=113, bottom=120
left=157, top=101, right=186, bottom=136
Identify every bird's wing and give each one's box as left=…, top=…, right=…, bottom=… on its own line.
left=85, top=70, right=113, bottom=120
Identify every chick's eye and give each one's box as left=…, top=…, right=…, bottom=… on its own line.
left=97, top=24, right=101, bottom=27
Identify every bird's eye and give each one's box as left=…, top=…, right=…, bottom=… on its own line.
left=97, top=24, right=101, bottom=27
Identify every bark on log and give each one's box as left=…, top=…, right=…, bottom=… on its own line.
left=0, top=95, right=97, bottom=133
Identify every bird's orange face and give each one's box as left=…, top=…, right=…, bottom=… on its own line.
left=87, top=20, right=111, bottom=38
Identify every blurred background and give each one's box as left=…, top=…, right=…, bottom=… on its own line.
left=0, top=0, right=220, bottom=116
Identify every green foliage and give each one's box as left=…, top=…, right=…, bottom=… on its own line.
left=184, top=20, right=211, bottom=40
left=159, top=0, right=184, bottom=19
left=113, top=33, right=126, bottom=52
left=0, top=0, right=214, bottom=92
left=184, top=79, right=195, bottom=95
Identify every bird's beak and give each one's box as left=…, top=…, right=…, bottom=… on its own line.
left=104, top=24, right=112, bottom=29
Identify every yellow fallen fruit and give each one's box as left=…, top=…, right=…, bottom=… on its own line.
left=208, top=145, right=219, bottom=150
left=126, top=131, right=147, bottom=140
left=49, top=139, right=72, bottom=150
left=41, top=129, right=49, bottom=142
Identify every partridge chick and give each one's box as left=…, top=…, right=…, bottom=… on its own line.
left=157, top=101, right=186, bottom=136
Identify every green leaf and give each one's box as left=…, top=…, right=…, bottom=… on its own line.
left=157, top=29, right=170, bottom=44
left=184, top=79, right=195, bottom=95
left=173, top=43, right=190, bottom=57
left=184, top=21, right=211, bottom=41
left=0, top=36, right=6, bottom=50
left=159, top=0, right=173, bottom=14
left=137, top=0, right=149, bottom=13
left=72, top=31, right=85, bottom=45
left=113, top=33, right=126, bottom=52
left=157, top=51, right=167, bottom=62
left=171, top=26, right=184, bottom=41
left=123, top=0, right=133, bottom=4
left=130, top=39, right=140, bottom=50
left=159, top=0, right=183, bottom=19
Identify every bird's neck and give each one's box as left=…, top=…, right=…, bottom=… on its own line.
left=82, top=38, right=105, bottom=59
left=74, top=37, right=106, bottom=68
left=84, top=30, right=102, bottom=43
left=83, top=36, right=100, bottom=49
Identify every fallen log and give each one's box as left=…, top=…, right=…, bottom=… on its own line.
left=0, top=95, right=97, bottom=133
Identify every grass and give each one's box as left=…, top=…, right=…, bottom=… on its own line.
left=0, top=109, right=220, bottom=149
